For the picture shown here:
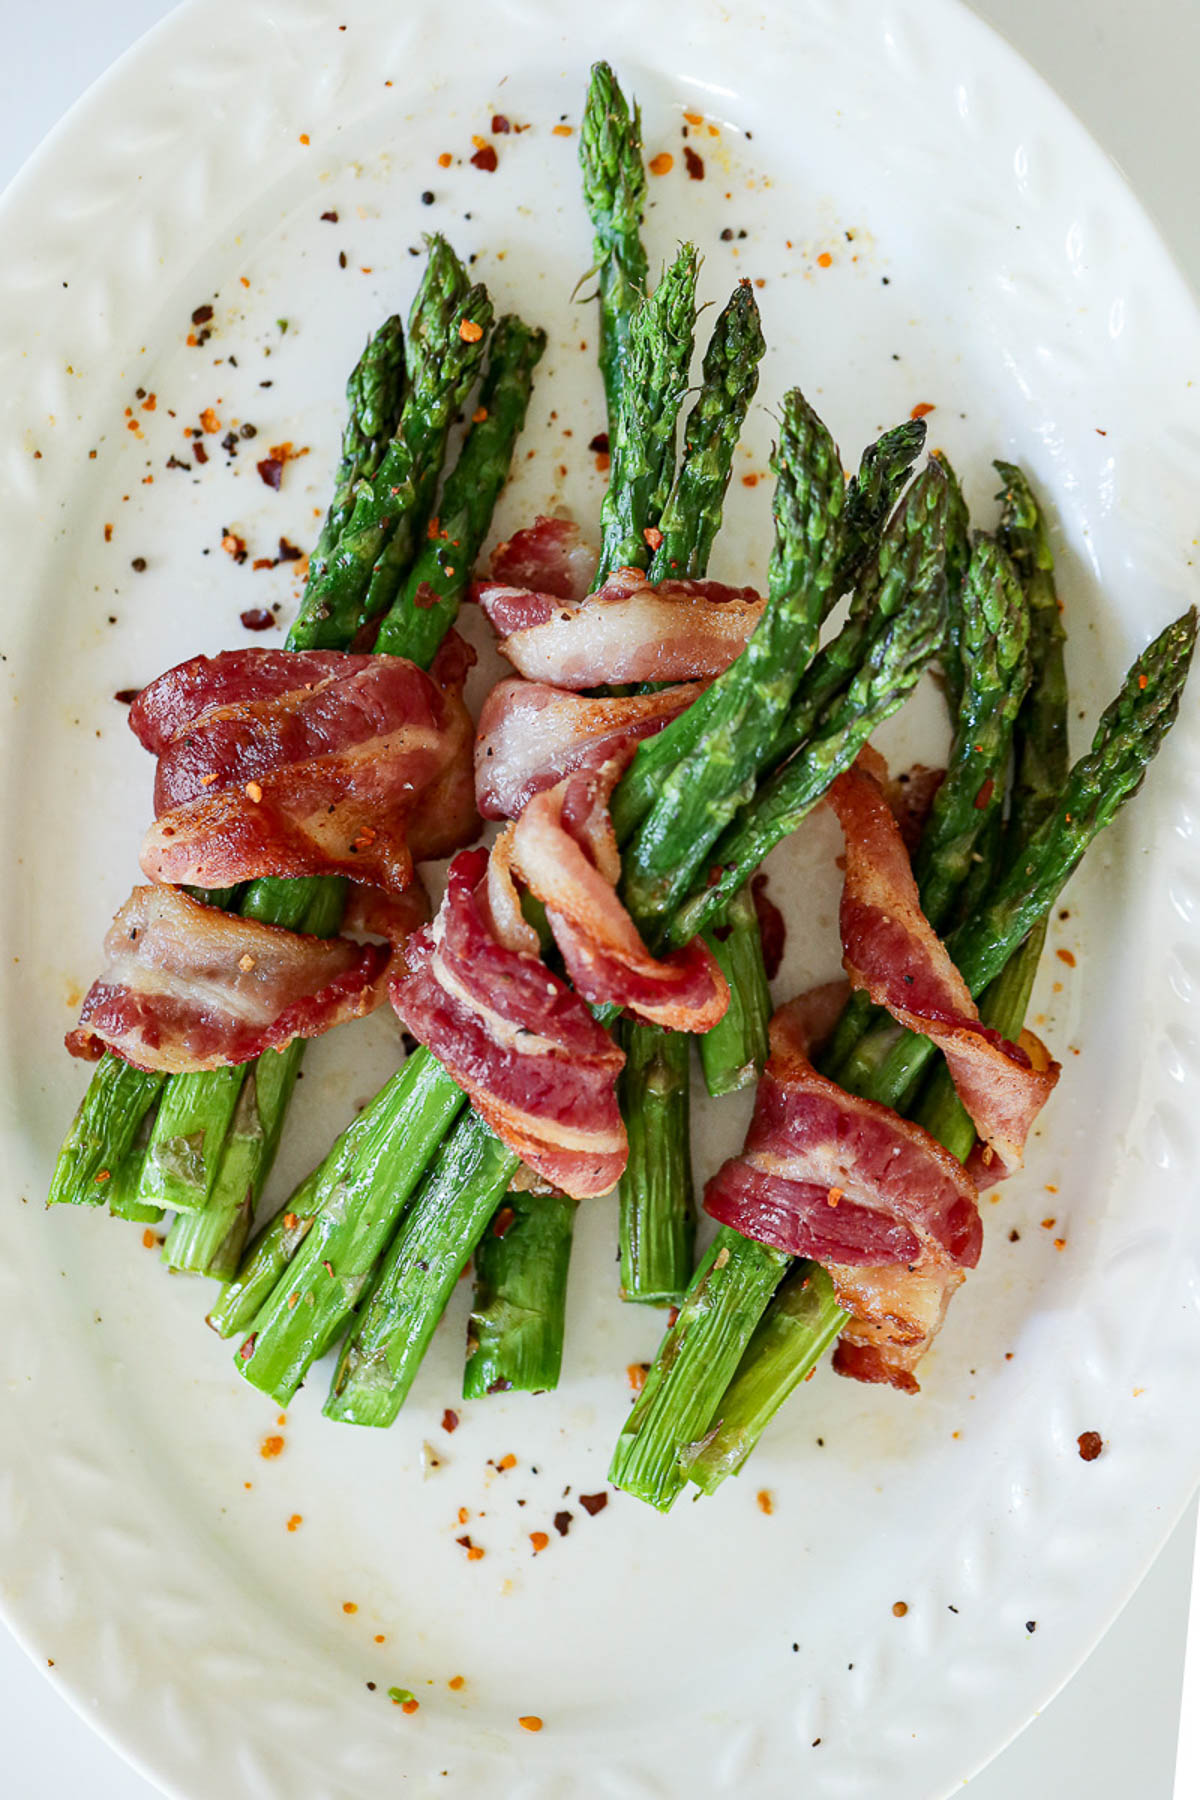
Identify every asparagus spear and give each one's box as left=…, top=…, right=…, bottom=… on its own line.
left=594, top=245, right=700, bottom=582
left=932, top=452, right=972, bottom=718
left=206, top=1168, right=321, bottom=1339
left=307, top=314, right=408, bottom=586
left=323, top=1118, right=519, bottom=1425
left=288, top=240, right=492, bottom=648
left=617, top=1022, right=695, bottom=1304
left=612, top=606, right=1196, bottom=1507
left=462, top=1189, right=578, bottom=1397
left=698, top=882, right=774, bottom=1096
left=579, top=61, right=649, bottom=438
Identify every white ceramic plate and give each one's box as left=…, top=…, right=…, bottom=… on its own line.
left=2, top=2, right=1199, bottom=1796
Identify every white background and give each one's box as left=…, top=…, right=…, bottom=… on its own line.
left=0, top=0, right=1195, bottom=1794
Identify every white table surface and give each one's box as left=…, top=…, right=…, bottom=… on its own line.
left=2, top=1, right=1196, bottom=1794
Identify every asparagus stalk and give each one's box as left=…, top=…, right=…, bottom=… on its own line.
left=698, top=882, right=774, bottom=1095
left=307, top=314, right=408, bottom=585
left=206, top=1168, right=321, bottom=1339
left=323, top=1118, right=519, bottom=1425
left=932, top=452, right=972, bottom=718
left=288, top=241, right=492, bottom=648
left=595, top=245, right=700, bottom=582
left=579, top=61, right=649, bottom=438
left=462, top=1189, right=578, bottom=1397
left=618, top=1022, right=696, bottom=1304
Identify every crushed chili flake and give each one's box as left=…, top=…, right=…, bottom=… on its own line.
left=442, top=1408, right=460, bottom=1433
left=627, top=1362, right=648, bottom=1393
left=298, top=133, right=310, bottom=146
left=192, top=304, right=214, bottom=326
left=492, top=113, right=511, bottom=133
left=244, top=781, right=263, bottom=804
left=826, top=1186, right=844, bottom=1207
left=287, top=1514, right=303, bottom=1531
left=239, top=1333, right=257, bottom=1360
left=141, top=394, right=157, bottom=412
left=193, top=441, right=209, bottom=464
left=104, top=523, right=113, bottom=542
left=643, top=525, right=663, bottom=550
left=221, top=531, right=246, bottom=561
left=553, top=1510, right=572, bottom=1536
left=1056, top=948, right=1076, bottom=967
left=457, top=1506, right=469, bottom=1524
left=497, top=1453, right=517, bottom=1471
left=974, top=777, right=995, bottom=810
left=648, top=152, right=674, bottom=175
left=342, top=1601, right=357, bottom=1614
left=199, top=407, right=221, bottom=433
left=910, top=402, right=936, bottom=419
left=683, top=146, right=705, bottom=180
left=683, top=110, right=704, bottom=125
left=260, top=1434, right=285, bottom=1459
left=448, top=1675, right=466, bottom=1690
left=551, top=124, right=573, bottom=137
left=756, top=1488, right=774, bottom=1515
left=1077, top=1430, right=1103, bottom=1462
left=240, top=607, right=275, bottom=631
left=283, top=1212, right=299, bottom=1230
left=588, top=431, right=610, bottom=455
left=113, top=688, right=140, bottom=705
left=470, top=143, right=498, bottom=172
left=492, top=1205, right=516, bottom=1238
left=579, top=1491, right=607, bottom=1517
left=257, top=456, right=284, bottom=490
left=892, top=1601, right=909, bottom=1617
left=518, top=1715, right=543, bottom=1732
left=437, top=150, right=453, bottom=167
left=141, top=1227, right=156, bottom=1248
left=530, top=1531, right=549, bottom=1553
left=816, top=252, right=833, bottom=269
left=459, top=317, right=484, bottom=343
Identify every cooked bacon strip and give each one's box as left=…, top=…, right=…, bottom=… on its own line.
left=390, top=847, right=626, bottom=1198
left=67, top=886, right=388, bottom=1074
left=499, top=764, right=729, bottom=1032
left=486, top=515, right=597, bottom=602
left=474, top=679, right=700, bottom=820
left=704, top=998, right=979, bottom=1392
left=474, top=567, right=764, bottom=689
left=827, top=757, right=1059, bottom=1175
left=137, top=635, right=477, bottom=895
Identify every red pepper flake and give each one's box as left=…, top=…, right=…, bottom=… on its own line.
left=251, top=557, right=275, bottom=571
left=456, top=1535, right=485, bottom=1560
left=1138, top=673, right=1148, bottom=690
left=320, top=210, right=338, bottom=222
left=756, top=1488, right=773, bottom=1515
left=459, top=317, right=484, bottom=343
left=278, top=537, right=303, bottom=562
left=141, top=1227, right=156, bottom=1248
left=553, top=1510, right=572, bottom=1536
left=667, top=1305, right=680, bottom=1327
left=491, top=113, right=511, bottom=134
left=260, top=1434, right=285, bottom=1459
left=1077, top=1430, right=1103, bottom=1461
left=401, top=1697, right=419, bottom=1714
left=496, top=1452, right=517, bottom=1471
left=191, top=304, right=214, bottom=325
left=193, top=440, right=209, bottom=465
left=457, top=1506, right=469, bottom=1524
left=322, top=1258, right=336, bottom=1278
left=470, top=143, right=498, bottom=172
left=113, top=688, right=140, bottom=705
left=1054, top=1238, right=1066, bottom=1251
left=974, top=777, right=995, bottom=811
left=448, top=1674, right=466, bottom=1689
left=588, top=431, right=609, bottom=455
left=442, top=1408, right=460, bottom=1433
left=816, top=251, right=833, bottom=269
left=595, top=452, right=610, bottom=473
left=1056, top=948, right=1076, bottom=967
left=551, top=124, right=573, bottom=138
left=741, top=472, right=759, bottom=487
left=103, top=523, right=113, bottom=543
left=627, top=1362, right=648, bottom=1394
left=437, top=151, right=453, bottom=167
left=518, top=1715, right=543, bottom=1732
left=492, top=1206, right=516, bottom=1238
left=287, top=1514, right=302, bottom=1531
left=342, top=1600, right=357, bottom=1614
left=648, top=152, right=674, bottom=175
left=1041, top=1217, right=1056, bottom=1229
left=141, top=393, right=157, bottom=412
left=683, top=110, right=704, bottom=126
left=240, top=607, right=275, bottom=631
left=199, top=407, right=221, bottom=433
left=643, top=525, right=663, bottom=550
left=298, top=133, right=310, bottom=146
left=244, top=780, right=264, bottom=803
left=238, top=1333, right=257, bottom=1361
left=826, top=1186, right=843, bottom=1208
left=683, top=145, right=705, bottom=180
left=892, top=1600, right=909, bottom=1617
left=257, top=456, right=284, bottom=490
left=579, top=1491, right=607, bottom=1517
left=374, top=1634, right=386, bottom=1644
left=221, top=532, right=246, bottom=561
left=910, top=402, right=936, bottom=419
left=530, top=1531, right=549, bottom=1553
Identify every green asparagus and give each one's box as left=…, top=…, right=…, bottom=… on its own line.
left=462, top=1189, right=578, bottom=1397
left=579, top=62, right=649, bottom=438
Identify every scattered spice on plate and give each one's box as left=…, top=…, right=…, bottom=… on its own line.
left=470, top=144, right=498, bottom=173
left=530, top=1531, right=549, bottom=1553
left=756, top=1489, right=774, bottom=1515
left=1077, top=1430, right=1103, bottom=1461
left=342, top=1601, right=358, bottom=1614
left=627, top=1362, right=648, bottom=1393
left=442, top=1408, right=459, bottom=1433
left=518, top=1715, right=543, bottom=1732
left=892, top=1601, right=908, bottom=1617
left=648, top=152, right=673, bottom=176
left=287, top=1514, right=302, bottom=1532
left=910, top=402, right=936, bottom=419
left=816, top=252, right=833, bottom=269
left=683, top=146, right=705, bottom=180
left=553, top=1510, right=571, bottom=1536
left=240, top=608, right=275, bottom=631
left=448, top=1674, right=466, bottom=1690
left=259, top=1434, right=284, bottom=1459
left=579, top=1491, right=607, bottom=1517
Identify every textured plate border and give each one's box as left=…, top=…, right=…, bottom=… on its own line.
left=1, top=2, right=1199, bottom=1797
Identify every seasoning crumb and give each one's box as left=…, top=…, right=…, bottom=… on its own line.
left=1077, top=1430, right=1103, bottom=1462
left=648, top=152, right=674, bottom=176
left=627, top=1362, right=648, bottom=1393
left=643, top=526, right=663, bottom=550
left=497, top=1452, right=517, bottom=1471
left=448, top=1675, right=466, bottom=1690
left=756, top=1488, right=774, bottom=1515
left=892, top=1601, right=908, bottom=1618
left=553, top=1510, right=572, bottom=1536
left=683, top=146, right=705, bottom=180
left=530, top=1531, right=549, bottom=1553
left=287, top=1514, right=302, bottom=1531
left=459, top=318, right=484, bottom=343
left=910, top=402, right=936, bottom=420
left=343, top=1601, right=358, bottom=1614
left=470, top=144, right=498, bottom=173
left=141, top=1228, right=156, bottom=1249
left=442, top=1408, right=460, bottom=1433
left=1056, top=948, right=1076, bottom=967
left=260, top=1434, right=284, bottom=1459
left=579, top=1491, right=607, bottom=1517
left=518, top=1715, right=543, bottom=1732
